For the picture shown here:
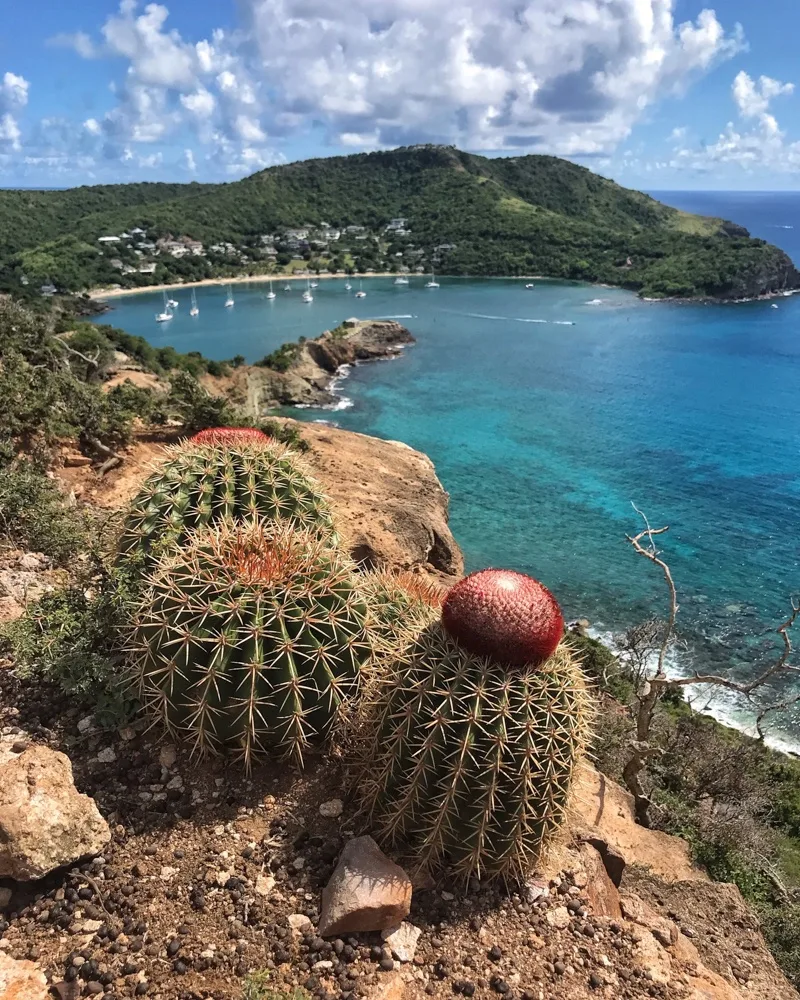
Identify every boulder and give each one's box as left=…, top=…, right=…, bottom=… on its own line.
left=0, top=746, right=110, bottom=880
left=0, top=952, right=48, bottom=1000
left=318, top=836, right=412, bottom=937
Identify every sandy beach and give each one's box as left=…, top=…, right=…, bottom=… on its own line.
left=90, top=272, right=397, bottom=300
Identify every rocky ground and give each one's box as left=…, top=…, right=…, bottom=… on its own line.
left=0, top=424, right=796, bottom=1000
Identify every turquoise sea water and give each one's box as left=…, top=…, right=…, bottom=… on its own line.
left=97, top=194, right=800, bottom=745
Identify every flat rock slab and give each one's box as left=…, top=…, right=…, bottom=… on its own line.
left=0, top=746, right=110, bottom=880
left=319, top=835, right=412, bottom=937
left=0, top=951, right=48, bottom=1000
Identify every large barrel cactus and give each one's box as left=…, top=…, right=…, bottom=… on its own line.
left=118, top=439, right=334, bottom=565
left=353, top=569, right=591, bottom=880
left=128, top=520, right=372, bottom=768
left=191, top=427, right=270, bottom=446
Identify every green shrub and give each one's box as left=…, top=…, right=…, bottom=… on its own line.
left=255, top=341, right=301, bottom=372
left=0, top=463, right=89, bottom=564
left=260, top=419, right=309, bottom=453
left=166, top=370, right=236, bottom=433
left=1, top=565, right=138, bottom=725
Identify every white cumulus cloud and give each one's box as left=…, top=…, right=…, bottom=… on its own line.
left=671, top=70, right=800, bottom=174
left=1, top=72, right=30, bottom=109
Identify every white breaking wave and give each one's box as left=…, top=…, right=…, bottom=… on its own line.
left=588, top=626, right=800, bottom=755
left=375, top=314, right=416, bottom=319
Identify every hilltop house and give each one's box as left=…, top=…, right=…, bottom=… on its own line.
left=138, top=263, right=157, bottom=274
left=97, top=236, right=121, bottom=244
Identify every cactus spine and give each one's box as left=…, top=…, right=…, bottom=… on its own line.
left=129, top=520, right=371, bottom=768
left=118, top=440, right=334, bottom=565
left=353, top=571, right=590, bottom=881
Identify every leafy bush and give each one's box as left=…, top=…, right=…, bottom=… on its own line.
left=255, top=341, right=301, bottom=372
left=166, top=370, right=236, bottom=433
left=1, top=564, right=138, bottom=725
left=0, top=463, right=89, bottom=564
left=260, top=418, right=309, bottom=453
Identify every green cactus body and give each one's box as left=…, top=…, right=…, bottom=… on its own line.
left=355, top=625, right=590, bottom=881
left=118, top=441, right=334, bottom=566
left=129, top=521, right=370, bottom=768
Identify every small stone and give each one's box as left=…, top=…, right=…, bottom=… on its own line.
left=589, top=973, right=603, bottom=989
left=96, top=747, right=117, bottom=764
left=380, top=957, right=395, bottom=972
left=119, top=727, right=136, bottom=742
left=319, top=798, right=344, bottom=818
left=256, top=873, right=276, bottom=896
left=293, top=856, right=306, bottom=870
left=381, top=922, right=421, bottom=963
left=488, top=945, right=503, bottom=961
left=441, top=891, right=455, bottom=901
left=491, top=978, right=509, bottom=994
left=0, top=888, right=11, bottom=909
left=546, top=907, right=570, bottom=930
left=0, top=952, right=49, bottom=999
left=159, top=745, right=177, bottom=768
left=288, top=913, right=314, bottom=938
left=318, top=835, right=412, bottom=937
left=160, top=866, right=179, bottom=881
left=554, top=961, right=566, bottom=976
left=77, top=717, right=95, bottom=734
left=313, top=960, right=334, bottom=970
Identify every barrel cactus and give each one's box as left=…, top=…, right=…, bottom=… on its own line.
left=118, top=439, right=334, bottom=565
left=353, top=569, right=590, bottom=881
left=128, top=520, right=372, bottom=768
left=191, top=427, right=269, bottom=446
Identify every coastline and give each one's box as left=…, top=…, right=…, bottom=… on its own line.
left=89, top=271, right=397, bottom=300
left=89, top=271, right=800, bottom=304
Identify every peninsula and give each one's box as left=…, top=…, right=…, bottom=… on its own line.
left=1, top=145, right=797, bottom=302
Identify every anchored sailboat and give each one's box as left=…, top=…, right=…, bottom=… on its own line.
left=425, top=270, right=439, bottom=288
left=189, top=289, right=199, bottom=316
left=155, top=291, right=173, bottom=322
left=354, top=280, right=366, bottom=299
left=302, top=279, right=314, bottom=303
left=266, top=279, right=276, bottom=300
left=224, top=284, right=234, bottom=307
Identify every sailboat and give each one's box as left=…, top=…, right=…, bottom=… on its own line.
left=344, top=281, right=352, bottom=290
left=302, top=279, right=314, bottom=303
left=266, top=279, right=276, bottom=300
left=394, top=275, right=409, bottom=284
left=155, top=291, right=173, bottom=322
left=354, top=280, right=367, bottom=299
left=309, top=279, right=319, bottom=288
left=224, top=284, right=234, bottom=307
left=167, top=295, right=179, bottom=308
left=284, top=283, right=292, bottom=292
left=425, top=270, right=440, bottom=288
left=189, top=289, right=199, bottom=316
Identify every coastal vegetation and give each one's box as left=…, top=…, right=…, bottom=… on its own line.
left=0, top=145, right=796, bottom=300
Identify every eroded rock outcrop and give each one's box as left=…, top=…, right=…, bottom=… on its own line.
left=248, top=319, right=415, bottom=409
left=0, top=952, right=48, bottom=1000
left=0, top=745, right=110, bottom=880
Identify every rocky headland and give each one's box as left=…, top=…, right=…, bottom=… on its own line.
left=244, top=319, right=415, bottom=411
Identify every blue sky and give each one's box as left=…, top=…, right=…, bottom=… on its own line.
left=2, top=0, right=800, bottom=189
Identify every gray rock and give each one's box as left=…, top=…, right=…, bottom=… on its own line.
left=0, top=746, right=110, bottom=880
left=318, top=835, right=412, bottom=937
left=319, top=798, right=344, bottom=818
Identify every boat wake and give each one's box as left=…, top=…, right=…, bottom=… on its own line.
left=375, top=314, right=416, bottom=319
left=445, top=310, right=573, bottom=326
left=585, top=298, right=604, bottom=305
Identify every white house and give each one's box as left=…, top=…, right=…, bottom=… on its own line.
left=98, top=236, right=121, bottom=244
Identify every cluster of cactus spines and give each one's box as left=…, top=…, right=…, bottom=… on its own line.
left=128, top=520, right=372, bottom=769
left=353, top=570, right=590, bottom=881
left=191, top=427, right=270, bottom=446
left=442, top=569, right=565, bottom=666
left=358, top=569, right=444, bottom=645
left=118, top=439, right=335, bottom=565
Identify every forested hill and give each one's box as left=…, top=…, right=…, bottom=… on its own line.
left=1, top=145, right=797, bottom=300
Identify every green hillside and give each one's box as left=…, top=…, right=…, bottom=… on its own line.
left=1, top=146, right=796, bottom=300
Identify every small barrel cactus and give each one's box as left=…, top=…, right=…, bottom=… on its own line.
left=118, top=439, right=334, bottom=565
left=191, top=427, right=269, bottom=446
left=353, top=569, right=590, bottom=881
left=128, top=520, right=372, bottom=768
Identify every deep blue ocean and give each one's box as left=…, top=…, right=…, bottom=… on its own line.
left=96, top=192, right=800, bottom=746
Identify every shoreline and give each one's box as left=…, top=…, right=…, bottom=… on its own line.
left=89, top=271, right=800, bottom=305
left=89, top=272, right=398, bottom=300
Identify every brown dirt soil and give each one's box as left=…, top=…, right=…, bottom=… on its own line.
left=103, top=371, right=166, bottom=394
